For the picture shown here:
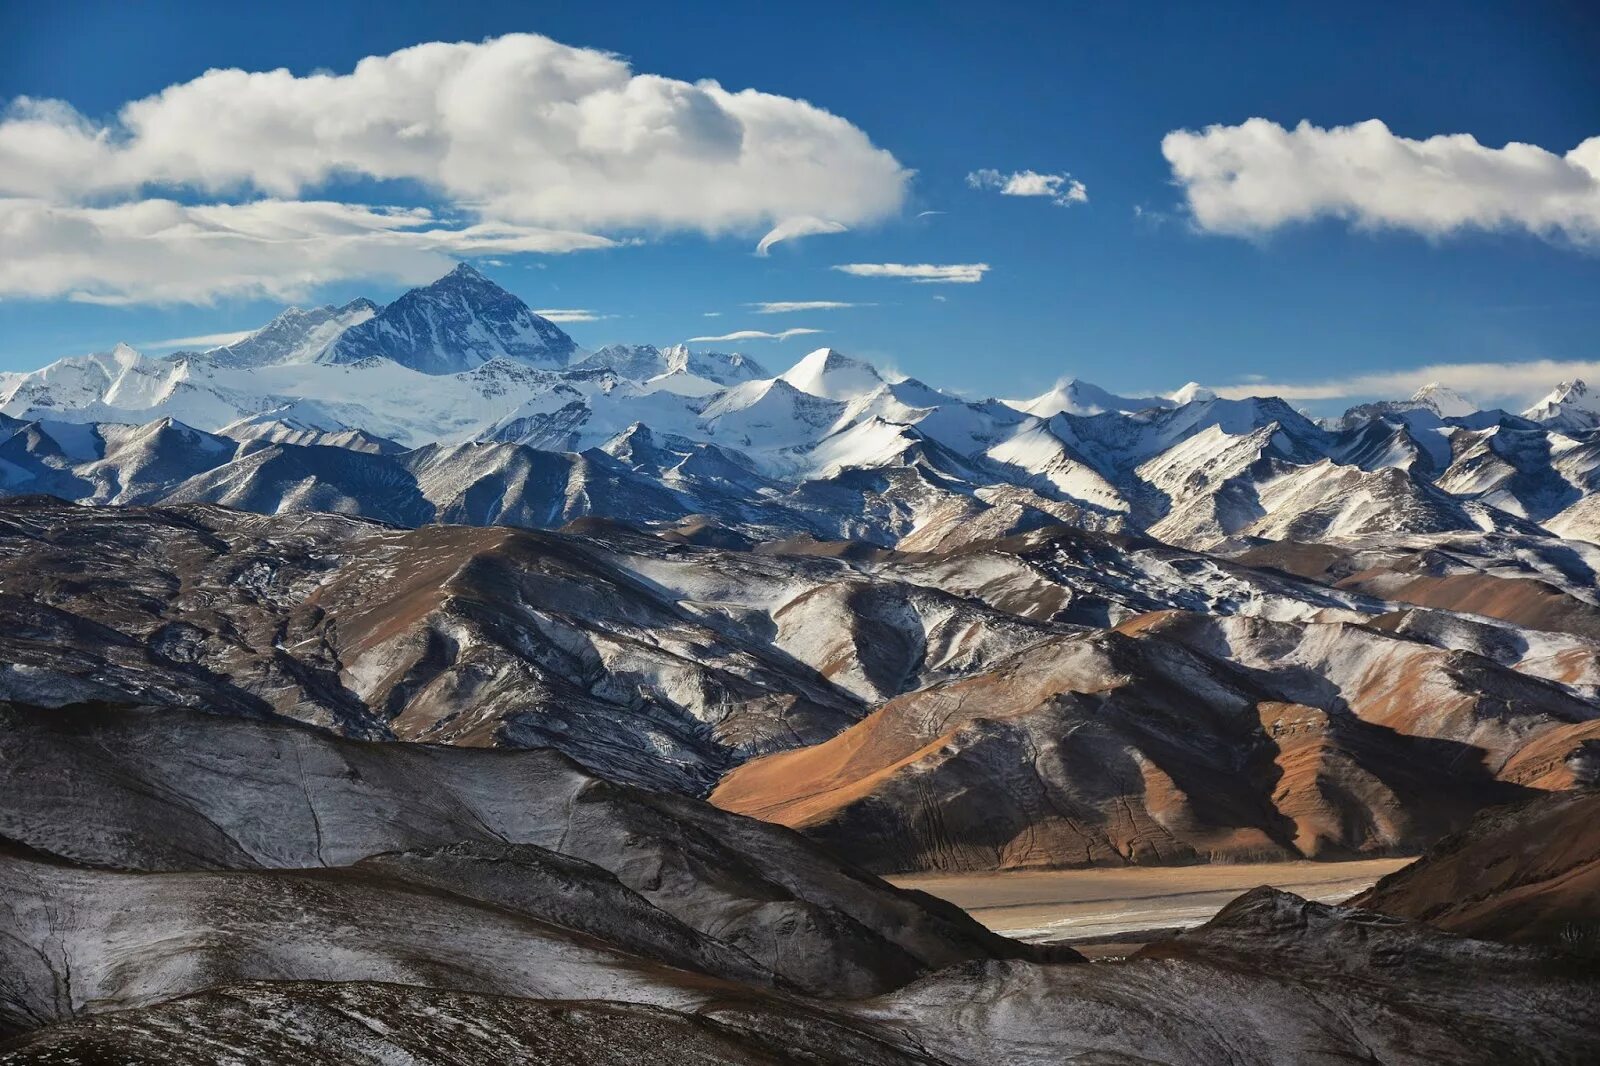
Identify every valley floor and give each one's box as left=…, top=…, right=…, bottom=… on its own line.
left=890, top=857, right=1413, bottom=948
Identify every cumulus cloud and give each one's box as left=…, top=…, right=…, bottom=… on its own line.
left=1205, top=357, right=1600, bottom=410
left=748, top=300, right=868, bottom=313
left=140, top=329, right=255, bottom=351
left=0, top=197, right=612, bottom=304
left=534, top=308, right=613, bottom=323
left=0, top=32, right=910, bottom=301
left=1163, top=118, right=1600, bottom=246
left=967, top=168, right=1088, bottom=206
left=687, top=327, right=824, bottom=342
left=754, top=216, right=850, bottom=255
left=833, top=262, right=989, bottom=283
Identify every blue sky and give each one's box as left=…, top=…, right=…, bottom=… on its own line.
left=2, top=0, right=1598, bottom=410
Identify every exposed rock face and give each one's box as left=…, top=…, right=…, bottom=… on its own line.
left=1352, top=789, right=1600, bottom=952
left=0, top=700, right=1044, bottom=1020
left=0, top=984, right=942, bottom=1066
left=0, top=979, right=947, bottom=1062
left=714, top=610, right=1595, bottom=872
left=855, top=887, right=1600, bottom=1066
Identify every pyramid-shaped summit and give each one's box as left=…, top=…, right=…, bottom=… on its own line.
left=778, top=347, right=884, bottom=400
left=318, top=263, right=578, bottom=374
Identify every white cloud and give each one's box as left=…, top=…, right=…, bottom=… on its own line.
left=0, top=36, right=909, bottom=228
left=1205, top=357, right=1600, bottom=410
left=1162, top=118, right=1600, bottom=246
left=534, top=308, right=613, bottom=323
left=0, top=197, right=613, bottom=304
left=0, top=33, right=910, bottom=302
left=687, top=327, right=824, bottom=342
left=748, top=300, right=868, bottom=313
left=754, top=216, right=849, bottom=255
left=967, top=168, right=1087, bottom=207
left=702, top=311, right=722, bottom=317
left=140, top=329, right=255, bottom=351
left=833, top=262, right=989, bottom=283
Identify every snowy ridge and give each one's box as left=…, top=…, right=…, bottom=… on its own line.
left=7, top=264, right=1600, bottom=550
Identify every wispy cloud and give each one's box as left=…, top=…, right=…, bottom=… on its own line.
left=748, top=300, right=869, bottom=314
left=833, top=262, right=989, bottom=283
left=967, top=168, right=1088, bottom=207
left=687, top=327, right=825, bottom=342
left=534, top=308, right=613, bottom=323
left=755, top=216, right=849, bottom=255
left=139, top=329, right=255, bottom=351
left=916, top=209, right=945, bottom=218
left=1206, top=357, right=1600, bottom=410
left=1163, top=118, right=1600, bottom=247
left=0, top=198, right=615, bottom=304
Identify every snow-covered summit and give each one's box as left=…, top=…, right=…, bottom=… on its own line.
left=778, top=348, right=885, bottom=401
left=1012, top=379, right=1168, bottom=418
left=191, top=299, right=379, bottom=369
left=1168, top=382, right=1218, bottom=405
left=1524, top=379, right=1600, bottom=431
left=318, top=263, right=577, bottom=374
left=1408, top=382, right=1477, bottom=419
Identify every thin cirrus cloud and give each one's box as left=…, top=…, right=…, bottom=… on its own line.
left=967, top=168, right=1088, bottom=207
left=687, top=327, right=825, bottom=342
left=0, top=198, right=613, bottom=305
left=534, top=309, right=614, bottom=323
left=1205, top=357, right=1600, bottom=410
left=0, top=32, right=910, bottom=302
left=1162, top=118, right=1600, bottom=247
left=748, top=300, right=869, bottom=313
left=833, top=262, right=990, bottom=283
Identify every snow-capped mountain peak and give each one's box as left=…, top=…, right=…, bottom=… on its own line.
left=1168, top=381, right=1218, bottom=405
left=1013, top=379, right=1168, bottom=418
left=1531, top=378, right=1596, bottom=412
left=1408, top=382, right=1476, bottom=418
left=317, top=263, right=577, bottom=374
left=193, top=299, right=378, bottom=369
left=778, top=348, right=884, bottom=400
left=1523, top=378, right=1600, bottom=431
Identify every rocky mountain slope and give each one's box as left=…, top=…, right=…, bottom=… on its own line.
left=712, top=608, right=1595, bottom=871
left=4, top=496, right=1598, bottom=876
left=1352, top=786, right=1600, bottom=950
left=0, top=698, right=1595, bottom=1065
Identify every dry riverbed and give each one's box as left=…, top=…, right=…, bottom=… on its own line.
left=890, top=858, right=1412, bottom=952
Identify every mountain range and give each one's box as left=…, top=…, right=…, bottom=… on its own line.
left=3, top=264, right=1600, bottom=1062
left=7, top=264, right=1600, bottom=552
